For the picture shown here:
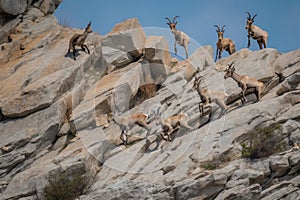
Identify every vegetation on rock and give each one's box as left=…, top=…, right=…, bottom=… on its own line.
left=43, top=171, right=93, bottom=200
left=241, top=124, right=287, bottom=160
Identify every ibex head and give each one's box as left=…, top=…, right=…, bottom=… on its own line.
left=85, top=21, right=92, bottom=33
left=152, top=106, right=161, bottom=119
left=245, top=12, right=257, bottom=30
left=224, top=61, right=236, bottom=79
left=192, top=75, right=205, bottom=90
left=166, top=16, right=179, bottom=33
left=214, top=25, right=225, bottom=40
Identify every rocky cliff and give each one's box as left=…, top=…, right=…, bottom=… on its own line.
left=0, top=2, right=300, bottom=200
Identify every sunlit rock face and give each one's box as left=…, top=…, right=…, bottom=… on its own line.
left=0, top=2, right=300, bottom=199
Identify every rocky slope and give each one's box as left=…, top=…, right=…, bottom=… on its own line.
left=1, top=1, right=300, bottom=200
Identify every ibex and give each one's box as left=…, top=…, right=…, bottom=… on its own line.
left=192, top=75, right=228, bottom=119
left=214, top=25, right=236, bottom=61
left=153, top=108, right=194, bottom=141
left=166, top=16, right=190, bottom=59
left=68, top=21, right=92, bottom=60
left=223, top=61, right=264, bottom=104
left=109, top=92, right=151, bottom=145
left=245, top=12, right=268, bottom=49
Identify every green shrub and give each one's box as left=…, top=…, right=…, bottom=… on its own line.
left=43, top=171, right=93, bottom=200
left=241, top=123, right=287, bottom=160
left=201, top=162, right=218, bottom=170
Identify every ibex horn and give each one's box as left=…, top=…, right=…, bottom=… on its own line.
left=172, top=16, right=180, bottom=23
left=214, top=25, right=220, bottom=32
left=165, top=17, right=172, bottom=24
left=246, top=12, right=251, bottom=20
left=221, top=25, right=225, bottom=32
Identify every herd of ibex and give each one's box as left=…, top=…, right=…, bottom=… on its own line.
left=65, top=12, right=280, bottom=146
left=164, top=13, right=268, bottom=61
left=67, top=12, right=268, bottom=61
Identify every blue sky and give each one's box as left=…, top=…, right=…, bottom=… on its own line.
left=54, top=0, right=300, bottom=55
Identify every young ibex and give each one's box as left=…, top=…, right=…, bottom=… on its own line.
left=245, top=12, right=268, bottom=49
left=153, top=108, right=194, bottom=141
left=68, top=21, right=92, bottom=60
left=166, top=16, right=190, bottom=59
left=109, top=92, right=151, bottom=145
left=224, top=61, right=264, bottom=104
left=192, top=75, right=228, bottom=119
left=214, top=25, right=236, bottom=61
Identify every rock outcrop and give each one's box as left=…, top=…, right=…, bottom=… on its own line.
left=0, top=2, right=300, bottom=199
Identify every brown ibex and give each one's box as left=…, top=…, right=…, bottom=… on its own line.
left=245, top=12, right=268, bottom=49
left=223, top=61, right=264, bottom=104
left=166, top=16, right=190, bottom=59
left=68, top=21, right=92, bottom=60
left=153, top=108, right=194, bottom=141
left=109, top=92, right=151, bottom=145
left=214, top=25, right=236, bottom=61
left=192, top=75, right=228, bottom=119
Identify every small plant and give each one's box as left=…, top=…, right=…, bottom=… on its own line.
left=170, top=59, right=178, bottom=67
left=43, top=171, right=93, bottom=200
left=201, top=162, right=218, bottom=170
left=241, top=123, right=287, bottom=160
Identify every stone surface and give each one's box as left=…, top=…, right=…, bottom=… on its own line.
left=0, top=0, right=62, bottom=27
left=102, top=46, right=133, bottom=68
left=71, top=61, right=144, bottom=131
left=101, top=18, right=146, bottom=59
left=144, top=36, right=171, bottom=66
left=221, top=48, right=280, bottom=96
left=0, top=16, right=103, bottom=118
left=0, top=0, right=27, bottom=16
left=171, top=46, right=213, bottom=76
left=2, top=67, right=79, bottom=117
left=187, top=45, right=214, bottom=71
left=0, top=103, right=66, bottom=178
left=269, top=155, right=290, bottom=178
left=1, top=126, right=94, bottom=199
left=273, top=48, right=300, bottom=73
left=276, top=72, right=300, bottom=96
left=38, top=0, right=56, bottom=15
left=215, top=184, right=261, bottom=200
left=0, top=5, right=300, bottom=199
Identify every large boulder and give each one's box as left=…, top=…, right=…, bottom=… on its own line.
left=102, top=46, right=133, bottom=69
left=0, top=0, right=62, bottom=26
left=276, top=72, right=300, bottom=96
left=187, top=45, right=214, bottom=72
left=101, top=18, right=146, bottom=59
left=2, top=67, right=79, bottom=118
left=0, top=0, right=27, bottom=16
left=170, top=46, right=214, bottom=82
left=273, top=48, right=300, bottom=74
left=144, top=36, right=171, bottom=83
left=144, top=36, right=171, bottom=66
left=33, top=0, right=61, bottom=15
left=215, top=48, right=252, bottom=72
